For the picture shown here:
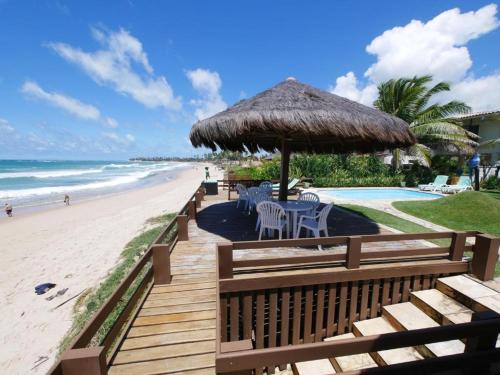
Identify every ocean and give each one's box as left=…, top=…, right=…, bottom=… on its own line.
left=0, top=160, right=190, bottom=211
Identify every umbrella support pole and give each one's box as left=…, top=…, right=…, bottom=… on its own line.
left=279, top=139, right=290, bottom=202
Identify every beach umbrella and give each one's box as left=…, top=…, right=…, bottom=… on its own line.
left=190, top=77, right=416, bottom=201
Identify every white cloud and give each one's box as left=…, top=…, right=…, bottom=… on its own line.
left=104, top=117, right=119, bottom=128
left=440, top=74, right=500, bottom=111
left=47, top=27, right=181, bottom=110
left=365, top=4, right=499, bottom=83
left=329, top=72, right=377, bottom=106
left=0, top=119, right=137, bottom=158
left=186, top=68, right=227, bottom=120
left=22, top=80, right=101, bottom=120
left=21, top=80, right=120, bottom=128
left=102, top=131, right=135, bottom=147
left=0, top=118, right=15, bottom=134
left=329, top=4, right=500, bottom=111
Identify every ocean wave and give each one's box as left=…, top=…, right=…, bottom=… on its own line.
left=0, top=170, right=154, bottom=198
left=0, top=168, right=104, bottom=179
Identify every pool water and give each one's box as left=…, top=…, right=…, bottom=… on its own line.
left=317, top=188, right=442, bottom=201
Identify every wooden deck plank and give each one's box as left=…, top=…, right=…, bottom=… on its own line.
left=138, top=301, right=216, bottom=317
left=142, top=294, right=216, bottom=308
left=146, top=289, right=216, bottom=301
left=133, top=310, right=216, bottom=326
left=127, top=319, right=216, bottom=338
left=151, top=282, right=215, bottom=293
left=112, top=340, right=215, bottom=365
left=108, top=353, right=214, bottom=375
left=121, top=328, right=216, bottom=350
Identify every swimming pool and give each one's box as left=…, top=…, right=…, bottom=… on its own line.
left=317, top=188, right=442, bottom=201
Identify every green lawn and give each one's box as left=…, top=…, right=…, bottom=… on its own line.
left=393, top=191, right=500, bottom=237
left=339, top=204, right=450, bottom=246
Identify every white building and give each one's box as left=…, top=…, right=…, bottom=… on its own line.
left=454, top=110, right=500, bottom=165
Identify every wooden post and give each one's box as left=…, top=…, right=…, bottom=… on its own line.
left=60, top=347, right=107, bottom=375
left=474, top=167, right=480, bottom=191
left=218, top=340, right=253, bottom=375
left=449, top=232, right=467, bottom=261
left=152, top=244, right=171, bottom=285
left=199, top=186, right=206, bottom=200
left=464, top=310, right=499, bottom=374
left=278, top=139, right=290, bottom=202
left=177, top=215, right=189, bottom=241
left=218, top=242, right=234, bottom=279
left=471, top=234, right=499, bottom=281
left=195, top=191, right=202, bottom=208
left=346, top=236, right=362, bottom=269
left=188, top=200, right=196, bottom=221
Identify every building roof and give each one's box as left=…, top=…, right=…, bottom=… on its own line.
left=452, top=110, right=500, bottom=121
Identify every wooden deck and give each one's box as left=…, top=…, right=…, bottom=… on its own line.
left=108, top=192, right=433, bottom=374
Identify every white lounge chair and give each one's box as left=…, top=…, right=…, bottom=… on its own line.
left=296, top=203, right=334, bottom=239
left=418, top=175, right=448, bottom=192
left=256, top=201, right=288, bottom=240
left=272, top=178, right=300, bottom=194
left=441, top=176, right=473, bottom=194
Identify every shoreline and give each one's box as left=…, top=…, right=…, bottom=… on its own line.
left=0, top=164, right=217, bottom=374
left=0, top=161, right=194, bottom=220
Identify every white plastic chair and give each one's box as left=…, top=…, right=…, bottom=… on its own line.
left=256, top=201, right=288, bottom=240
left=254, top=192, right=273, bottom=231
left=298, top=192, right=321, bottom=216
left=247, top=187, right=260, bottom=212
left=259, top=181, right=273, bottom=193
left=236, top=184, right=249, bottom=211
left=296, top=203, right=334, bottom=239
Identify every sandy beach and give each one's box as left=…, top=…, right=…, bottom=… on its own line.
left=0, top=164, right=217, bottom=374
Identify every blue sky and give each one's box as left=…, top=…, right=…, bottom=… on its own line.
left=0, top=1, right=499, bottom=160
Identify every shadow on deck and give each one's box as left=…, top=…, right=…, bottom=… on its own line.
left=196, top=200, right=381, bottom=242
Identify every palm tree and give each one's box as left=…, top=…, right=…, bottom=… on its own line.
left=374, top=75, right=478, bottom=169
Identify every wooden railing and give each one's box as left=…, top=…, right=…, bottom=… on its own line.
left=217, top=312, right=500, bottom=374
left=217, top=231, right=497, bottom=280
left=48, top=184, right=205, bottom=375
left=215, top=231, right=500, bottom=374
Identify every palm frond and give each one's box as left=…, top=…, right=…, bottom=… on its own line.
left=479, top=138, right=500, bottom=149
left=405, top=143, right=431, bottom=167
left=416, top=101, right=470, bottom=123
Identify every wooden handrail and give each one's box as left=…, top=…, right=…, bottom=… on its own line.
left=231, top=231, right=480, bottom=250
left=218, top=231, right=493, bottom=281
left=219, top=260, right=468, bottom=292
left=215, top=316, right=500, bottom=373
left=71, top=248, right=153, bottom=348
left=49, top=182, right=204, bottom=374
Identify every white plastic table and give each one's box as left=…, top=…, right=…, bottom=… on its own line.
left=277, top=200, right=313, bottom=238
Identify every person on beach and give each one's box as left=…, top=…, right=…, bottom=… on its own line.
left=64, top=195, right=70, bottom=206
left=205, top=166, right=210, bottom=180
left=4, top=203, right=13, bottom=217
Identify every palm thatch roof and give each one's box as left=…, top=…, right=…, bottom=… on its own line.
left=190, top=78, right=415, bottom=153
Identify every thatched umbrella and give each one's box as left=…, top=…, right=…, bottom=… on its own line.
left=190, top=78, right=416, bottom=200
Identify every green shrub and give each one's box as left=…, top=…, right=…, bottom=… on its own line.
left=401, top=164, right=434, bottom=186
left=481, top=176, right=500, bottom=190
left=313, top=175, right=403, bottom=187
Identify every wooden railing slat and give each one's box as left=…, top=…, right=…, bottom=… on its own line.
left=337, top=282, right=348, bottom=334
left=314, top=285, right=325, bottom=342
